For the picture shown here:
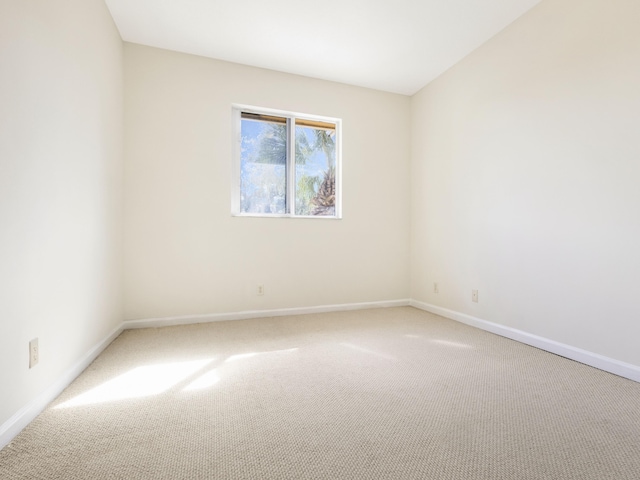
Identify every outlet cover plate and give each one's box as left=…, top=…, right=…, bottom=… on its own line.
left=29, top=338, right=39, bottom=368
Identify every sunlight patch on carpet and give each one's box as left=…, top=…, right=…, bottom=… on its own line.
left=431, top=339, right=472, bottom=349
left=183, top=369, right=220, bottom=391
left=224, top=348, right=298, bottom=363
left=56, top=359, right=214, bottom=408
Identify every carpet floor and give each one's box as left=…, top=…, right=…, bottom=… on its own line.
left=1, top=307, right=639, bottom=479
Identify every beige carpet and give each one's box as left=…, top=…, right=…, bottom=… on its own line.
left=1, top=307, right=640, bottom=479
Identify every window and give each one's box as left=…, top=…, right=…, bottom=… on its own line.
left=232, top=106, right=341, bottom=218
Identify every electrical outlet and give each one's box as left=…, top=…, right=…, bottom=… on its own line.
left=257, top=284, right=264, bottom=296
left=472, top=290, right=479, bottom=303
left=434, top=282, right=439, bottom=293
left=29, top=338, right=39, bottom=368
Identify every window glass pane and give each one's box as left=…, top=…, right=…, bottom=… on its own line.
left=240, top=117, right=287, bottom=214
left=295, top=124, right=336, bottom=216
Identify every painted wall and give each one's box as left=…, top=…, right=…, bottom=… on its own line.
left=0, top=0, right=123, bottom=428
left=124, top=44, right=411, bottom=320
left=411, top=0, right=640, bottom=366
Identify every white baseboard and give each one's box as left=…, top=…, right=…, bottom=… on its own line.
left=124, top=299, right=411, bottom=329
left=410, top=300, right=640, bottom=383
left=0, top=323, right=124, bottom=451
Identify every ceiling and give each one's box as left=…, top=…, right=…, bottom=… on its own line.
left=104, top=0, right=542, bottom=96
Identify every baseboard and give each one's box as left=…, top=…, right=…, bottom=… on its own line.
left=0, top=323, right=124, bottom=450
left=124, top=299, right=411, bottom=329
left=410, top=300, right=640, bottom=383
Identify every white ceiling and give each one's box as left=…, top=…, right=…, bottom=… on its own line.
left=104, top=0, right=541, bottom=96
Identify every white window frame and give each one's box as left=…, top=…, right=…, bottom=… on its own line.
left=231, top=104, right=342, bottom=219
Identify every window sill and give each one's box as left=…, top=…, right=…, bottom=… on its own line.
left=232, top=213, right=341, bottom=220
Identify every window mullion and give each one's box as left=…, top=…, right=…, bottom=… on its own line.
left=287, top=117, right=296, bottom=215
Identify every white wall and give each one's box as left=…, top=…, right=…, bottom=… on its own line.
left=411, top=0, right=640, bottom=366
left=0, top=0, right=123, bottom=428
left=124, top=44, right=411, bottom=320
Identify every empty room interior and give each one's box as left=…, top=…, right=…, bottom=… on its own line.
left=2, top=0, right=640, bottom=478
